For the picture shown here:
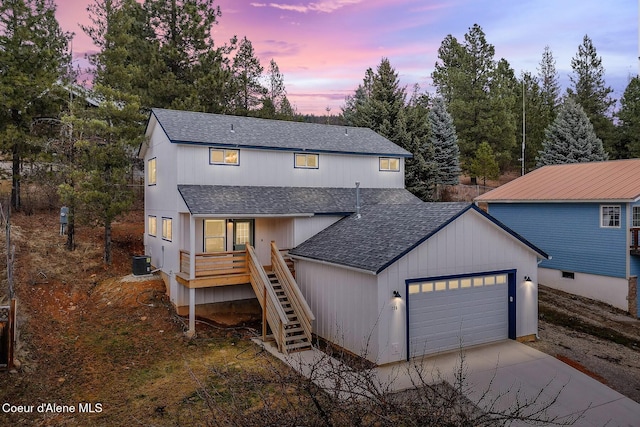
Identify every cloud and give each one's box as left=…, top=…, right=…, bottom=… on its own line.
left=265, top=0, right=362, bottom=13
left=250, top=3, right=267, bottom=7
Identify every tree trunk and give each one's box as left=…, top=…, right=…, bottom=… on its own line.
left=66, top=207, right=75, bottom=251
left=104, top=219, right=112, bottom=265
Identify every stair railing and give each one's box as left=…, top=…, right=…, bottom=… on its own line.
left=247, top=245, right=289, bottom=353
left=270, top=241, right=315, bottom=346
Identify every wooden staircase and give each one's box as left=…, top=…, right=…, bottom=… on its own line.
left=267, top=271, right=312, bottom=352
left=247, top=242, right=314, bottom=354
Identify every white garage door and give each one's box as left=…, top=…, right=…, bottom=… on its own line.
left=407, top=272, right=510, bottom=356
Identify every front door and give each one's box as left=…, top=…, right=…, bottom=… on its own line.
left=233, top=219, right=254, bottom=251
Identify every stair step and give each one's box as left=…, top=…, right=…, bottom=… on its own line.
left=286, top=341, right=312, bottom=351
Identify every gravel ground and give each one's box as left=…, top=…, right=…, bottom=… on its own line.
left=525, top=285, right=640, bottom=403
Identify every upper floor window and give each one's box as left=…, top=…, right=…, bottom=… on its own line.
left=162, top=217, right=173, bottom=241
left=379, top=157, right=400, bottom=172
left=633, top=206, right=640, bottom=227
left=210, top=148, right=239, bottom=165
left=148, top=158, right=157, bottom=185
left=295, top=153, right=319, bottom=169
left=148, top=215, right=157, bottom=237
left=600, top=205, right=620, bottom=228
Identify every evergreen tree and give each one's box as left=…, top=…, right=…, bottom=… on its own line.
left=342, top=68, right=374, bottom=128
left=469, top=141, right=499, bottom=186
left=567, top=35, right=616, bottom=156
left=538, top=45, right=561, bottom=123
left=428, top=97, right=460, bottom=186
left=260, top=59, right=294, bottom=119
left=432, top=24, right=517, bottom=172
left=231, top=36, right=267, bottom=114
left=0, top=0, right=70, bottom=210
left=58, top=85, right=145, bottom=263
left=618, top=76, right=640, bottom=157
left=536, top=98, right=608, bottom=167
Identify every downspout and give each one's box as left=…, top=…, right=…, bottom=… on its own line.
left=355, top=181, right=361, bottom=219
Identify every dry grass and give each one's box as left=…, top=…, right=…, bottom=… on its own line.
left=0, top=209, right=297, bottom=426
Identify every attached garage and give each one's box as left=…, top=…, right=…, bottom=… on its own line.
left=289, top=203, right=548, bottom=365
left=406, top=271, right=515, bottom=356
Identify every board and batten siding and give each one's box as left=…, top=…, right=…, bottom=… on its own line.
left=375, top=209, right=539, bottom=365
left=295, top=261, right=379, bottom=361
left=175, top=145, right=405, bottom=189
left=488, top=203, right=627, bottom=279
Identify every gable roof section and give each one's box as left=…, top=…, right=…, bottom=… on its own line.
left=288, top=203, right=548, bottom=274
left=148, top=108, right=412, bottom=157
left=476, top=159, right=640, bottom=203
left=178, top=185, right=421, bottom=216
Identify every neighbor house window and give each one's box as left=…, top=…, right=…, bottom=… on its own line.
left=600, top=205, right=620, bottom=228
left=162, top=217, right=172, bottom=241
left=562, top=271, right=575, bottom=279
left=148, top=158, right=157, bottom=185
left=633, top=206, right=640, bottom=227
left=294, top=153, right=319, bottom=169
left=148, top=215, right=157, bottom=237
left=379, top=157, right=400, bottom=171
left=210, top=148, right=239, bottom=165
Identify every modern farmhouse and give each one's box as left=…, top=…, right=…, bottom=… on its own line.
left=140, top=108, right=548, bottom=364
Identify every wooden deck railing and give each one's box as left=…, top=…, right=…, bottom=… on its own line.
left=271, top=242, right=314, bottom=342
left=247, top=245, right=290, bottom=353
left=179, top=250, right=247, bottom=277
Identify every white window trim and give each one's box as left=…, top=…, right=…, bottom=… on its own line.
left=294, top=153, right=319, bottom=169
left=600, top=205, right=621, bottom=228
left=148, top=215, right=157, bottom=237
left=379, top=157, right=400, bottom=172
left=633, top=206, right=640, bottom=228
left=162, top=217, right=173, bottom=241
left=210, top=148, right=240, bottom=166
left=148, top=157, right=157, bottom=185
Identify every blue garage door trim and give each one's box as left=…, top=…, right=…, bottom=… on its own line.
left=405, top=270, right=516, bottom=360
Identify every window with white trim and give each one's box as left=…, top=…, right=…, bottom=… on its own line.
left=148, top=215, right=157, bottom=237
left=600, top=205, right=620, bottom=228
left=162, top=217, right=172, bottom=241
left=148, top=158, right=157, bottom=185
left=379, top=157, right=400, bottom=171
left=210, top=148, right=239, bottom=165
left=294, top=153, right=319, bottom=169
left=204, top=219, right=225, bottom=252
left=633, top=206, right=640, bottom=227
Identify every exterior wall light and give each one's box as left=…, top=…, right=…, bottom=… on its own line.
left=524, top=276, right=532, bottom=284
left=393, top=290, right=401, bottom=298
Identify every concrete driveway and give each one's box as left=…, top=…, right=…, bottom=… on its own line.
left=261, top=339, right=640, bottom=426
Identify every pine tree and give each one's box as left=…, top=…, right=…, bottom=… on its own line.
left=536, top=98, right=608, bottom=167
left=0, top=0, right=70, bottom=210
left=231, top=37, right=267, bottom=114
left=567, top=35, right=616, bottom=156
left=538, top=45, right=561, bottom=123
left=517, top=72, right=547, bottom=173
left=428, top=97, right=460, bottom=186
left=618, top=76, right=640, bottom=157
left=469, top=141, right=499, bottom=186
left=432, top=24, right=517, bottom=172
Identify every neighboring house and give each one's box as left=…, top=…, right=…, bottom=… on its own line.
left=140, top=108, right=547, bottom=364
left=475, top=159, right=640, bottom=318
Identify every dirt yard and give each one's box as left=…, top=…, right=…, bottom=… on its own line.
left=526, top=285, right=640, bottom=403
left=0, top=210, right=639, bottom=426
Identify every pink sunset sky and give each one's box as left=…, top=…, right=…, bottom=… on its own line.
left=55, top=0, right=637, bottom=115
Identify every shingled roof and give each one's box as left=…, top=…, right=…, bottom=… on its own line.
left=178, top=185, right=421, bottom=216
left=147, top=108, right=412, bottom=157
left=476, top=159, right=640, bottom=203
left=289, top=203, right=548, bottom=273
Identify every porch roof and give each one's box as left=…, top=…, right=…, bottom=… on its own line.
left=178, top=185, right=421, bottom=216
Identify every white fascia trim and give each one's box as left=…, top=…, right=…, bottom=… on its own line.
left=288, top=254, right=377, bottom=276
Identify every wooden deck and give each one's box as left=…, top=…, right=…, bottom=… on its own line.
left=176, top=250, right=250, bottom=288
